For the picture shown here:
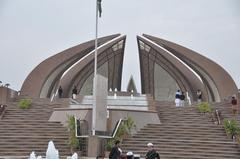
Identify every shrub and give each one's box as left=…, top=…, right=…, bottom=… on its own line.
left=223, top=119, right=240, bottom=139
left=105, top=139, right=114, bottom=151
left=197, top=102, right=212, bottom=113
left=18, top=99, right=32, bottom=109
left=67, top=115, right=79, bottom=152
left=105, top=117, right=136, bottom=150
left=237, top=136, right=240, bottom=144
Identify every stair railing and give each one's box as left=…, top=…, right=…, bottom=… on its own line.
left=75, top=117, right=89, bottom=138
left=0, top=104, right=7, bottom=119
left=215, top=109, right=221, bottom=125
left=75, top=117, right=124, bottom=139
left=111, top=118, right=124, bottom=139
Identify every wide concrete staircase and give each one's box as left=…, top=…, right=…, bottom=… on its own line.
left=0, top=98, right=72, bottom=158
left=122, top=101, right=240, bottom=159
left=212, top=101, right=240, bottom=122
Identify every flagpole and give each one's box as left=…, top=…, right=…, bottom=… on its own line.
left=92, top=0, right=99, bottom=136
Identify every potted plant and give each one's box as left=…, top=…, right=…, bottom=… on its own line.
left=104, top=139, right=114, bottom=157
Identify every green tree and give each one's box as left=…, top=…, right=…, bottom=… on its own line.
left=67, top=115, right=79, bottom=152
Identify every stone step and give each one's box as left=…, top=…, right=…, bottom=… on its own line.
left=0, top=151, right=71, bottom=157
left=122, top=147, right=240, bottom=155
left=120, top=151, right=240, bottom=159
left=122, top=101, right=240, bottom=159
left=0, top=127, right=64, bottom=130
left=144, top=125, right=224, bottom=129
left=0, top=120, right=59, bottom=123
left=131, top=135, right=230, bottom=141
left=0, top=101, right=71, bottom=157
left=0, top=134, right=68, bottom=137
left=0, top=140, right=68, bottom=144
left=123, top=137, right=236, bottom=144
left=0, top=126, right=66, bottom=130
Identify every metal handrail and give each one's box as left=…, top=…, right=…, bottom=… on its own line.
left=0, top=104, right=7, bottom=119
left=215, top=109, right=221, bottom=125
left=111, top=118, right=123, bottom=138
left=75, top=117, right=124, bottom=139
left=75, top=117, right=89, bottom=138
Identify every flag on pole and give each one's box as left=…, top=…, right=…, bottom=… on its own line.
left=97, top=0, right=102, bottom=17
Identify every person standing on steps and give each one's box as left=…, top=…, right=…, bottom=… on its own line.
left=197, top=89, right=202, bottom=103
left=72, top=85, right=78, bottom=99
left=231, top=96, right=238, bottom=117
left=180, top=92, right=185, bottom=107
left=145, top=143, right=160, bottom=159
left=58, top=86, right=63, bottom=98
left=175, top=90, right=181, bottom=107
left=109, top=140, right=121, bottom=159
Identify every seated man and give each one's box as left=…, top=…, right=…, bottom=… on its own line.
left=126, top=151, right=133, bottom=159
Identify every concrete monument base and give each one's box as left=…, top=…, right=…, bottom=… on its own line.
left=87, top=136, right=102, bottom=157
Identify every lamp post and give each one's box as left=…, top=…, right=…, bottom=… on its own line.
left=0, top=81, right=2, bottom=105
left=92, top=0, right=100, bottom=137
left=92, top=0, right=102, bottom=136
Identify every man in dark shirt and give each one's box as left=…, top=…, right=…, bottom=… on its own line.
left=197, top=89, right=202, bottom=103
left=58, top=86, right=63, bottom=98
left=180, top=92, right=185, bottom=107
left=145, top=143, right=160, bottom=159
left=231, top=96, right=238, bottom=116
left=109, top=140, right=121, bottom=159
left=72, top=86, right=78, bottom=99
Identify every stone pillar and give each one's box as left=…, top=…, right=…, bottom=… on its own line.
left=93, top=74, right=108, bottom=134
left=0, top=87, right=18, bottom=104
left=0, top=87, right=7, bottom=105
left=89, top=74, right=108, bottom=157
left=87, top=136, right=101, bottom=157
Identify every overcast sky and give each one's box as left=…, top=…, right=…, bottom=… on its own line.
left=0, top=0, right=240, bottom=91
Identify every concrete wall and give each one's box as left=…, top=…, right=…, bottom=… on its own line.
left=79, top=62, right=108, bottom=95
left=154, top=63, right=180, bottom=101
left=143, top=34, right=238, bottom=102
left=109, top=109, right=160, bottom=133
left=20, top=34, right=120, bottom=98
left=0, top=87, right=18, bottom=104
left=49, top=108, right=160, bottom=135
left=94, top=74, right=108, bottom=132
left=49, top=108, right=91, bottom=127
